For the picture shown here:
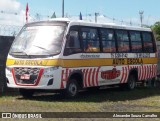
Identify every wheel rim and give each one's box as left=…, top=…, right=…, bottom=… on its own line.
left=68, top=83, right=77, bottom=96
left=129, top=78, right=135, bottom=89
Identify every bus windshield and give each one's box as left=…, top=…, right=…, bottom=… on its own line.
left=9, top=25, right=66, bottom=57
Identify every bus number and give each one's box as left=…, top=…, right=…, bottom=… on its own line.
left=111, top=53, right=128, bottom=58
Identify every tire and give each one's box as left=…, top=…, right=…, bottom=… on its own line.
left=65, top=79, right=79, bottom=98
left=125, top=74, right=136, bottom=90
left=19, top=89, right=34, bottom=98
left=151, top=77, right=156, bottom=87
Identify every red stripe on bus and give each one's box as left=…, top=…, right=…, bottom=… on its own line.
left=140, top=66, right=142, bottom=80
left=126, top=66, right=130, bottom=83
left=147, top=65, right=149, bottom=79
left=85, top=69, right=89, bottom=87
left=148, top=65, right=151, bottom=79
left=152, top=65, right=154, bottom=78
left=82, top=69, right=86, bottom=87
left=82, top=69, right=85, bottom=74
left=60, top=81, right=64, bottom=89
left=92, top=68, right=96, bottom=86
left=66, top=68, right=69, bottom=80
left=145, top=66, right=148, bottom=80
left=122, top=67, right=127, bottom=83
left=36, top=69, right=44, bottom=86
left=123, top=67, right=128, bottom=83
left=149, top=65, right=152, bottom=78
left=61, top=70, right=65, bottom=81
left=12, top=68, right=44, bottom=87
left=138, top=66, right=140, bottom=80
left=140, top=66, right=143, bottom=80
left=96, top=67, right=100, bottom=86
left=120, top=67, right=125, bottom=83
left=143, top=66, right=145, bottom=80
left=146, top=66, right=149, bottom=79
left=88, top=68, right=92, bottom=87
left=143, top=65, right=146, bottom=80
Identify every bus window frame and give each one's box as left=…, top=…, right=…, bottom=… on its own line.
left=142, top=31, right=155, bottom=53
left=115, top=29, right=131, bottom=53
left=129, top=30, right=143, bottom=53
left=63, top=25, right=83, bottom=56
left=64, top=25, right=156, bottom=55
left=80, top=26, right=101, bottom=53
left=99, top=28, right=117, bottom=53
left=151, top=32, right=157, bottom=52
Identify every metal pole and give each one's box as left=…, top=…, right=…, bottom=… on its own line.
left=95, top=12, right=99, bottom=23
left=62, top=0, right=64, bottom=18
left=95, top=13, right=97, bottom=23
left=139, top=11, right=144, bottom=27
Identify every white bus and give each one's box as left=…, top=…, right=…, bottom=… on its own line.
left=6, top=19, right=158, bottom=98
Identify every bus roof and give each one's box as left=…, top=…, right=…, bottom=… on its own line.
left=28, top=18, right=152, bottom=32
left=68, top=20, right=152, bottom=32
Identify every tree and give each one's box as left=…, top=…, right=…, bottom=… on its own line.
left=151, top=22, right=160, bottom=41
left=51, top=12, right=56, bottom=18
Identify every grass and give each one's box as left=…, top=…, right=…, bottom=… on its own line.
left=0, top=87, right=160, bottom=112
left=0, top=86, right=160, bottom=120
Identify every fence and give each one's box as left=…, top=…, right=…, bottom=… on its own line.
left=0, top=23, right=22, bottom=94
left=0, top=36, right=15, bottom=94
left=0, top=24, right=22, bottom=36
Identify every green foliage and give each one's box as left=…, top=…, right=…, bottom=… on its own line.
left=152, top=21, right=160, bottom=41
left=51, top=12, right=56, bottom=18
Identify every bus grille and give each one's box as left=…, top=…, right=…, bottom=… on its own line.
left=13, top=67, right=40, bottom=85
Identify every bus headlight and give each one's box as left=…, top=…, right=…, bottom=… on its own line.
left=43, top=67, right=59, bottom=78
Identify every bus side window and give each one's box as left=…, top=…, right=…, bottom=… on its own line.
left=81, top=27, right=100, bottom=53
left=64, top=30, right=82, bottom=55
left=100, top=29, right=116, bottom=53
left=116, top=30, right=130, bottom=53
left=142, top=32, right=154, bottom=53
left=130, top=31, right=143, bottom=53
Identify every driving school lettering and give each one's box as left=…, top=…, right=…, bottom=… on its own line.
left=113, top=58, right=143, bottom=65
left=14, top=60, right=42, bottom=66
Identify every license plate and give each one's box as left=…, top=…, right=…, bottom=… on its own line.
left=20, top=74, right=30, bottom=80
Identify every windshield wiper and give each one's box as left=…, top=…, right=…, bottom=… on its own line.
left=10, top=51, right=29, bottom=56
left=32, top=45, right=53, bottom=55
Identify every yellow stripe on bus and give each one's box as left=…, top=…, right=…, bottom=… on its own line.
left=6, top=59, right=61, bottom=66
left=6, top=58, right=158, bottom=67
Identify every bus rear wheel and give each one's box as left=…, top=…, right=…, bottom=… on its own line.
left=19, top=89, right=34, bottom=98
left=65, top=79, right=79, bottom=98
left=125, top=74, right=136, bottom=90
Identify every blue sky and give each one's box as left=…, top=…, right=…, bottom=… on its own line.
left=0, top=0, right=160, bottom=26
left=18, top=0, right=160, bottom=25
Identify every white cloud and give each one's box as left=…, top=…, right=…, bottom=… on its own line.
left=0, top=0, right=20, bottom=11
left=0, top=0, right=25, bottom=26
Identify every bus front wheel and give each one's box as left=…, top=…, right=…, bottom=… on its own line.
left=65, top=79, right=79, bottom=98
